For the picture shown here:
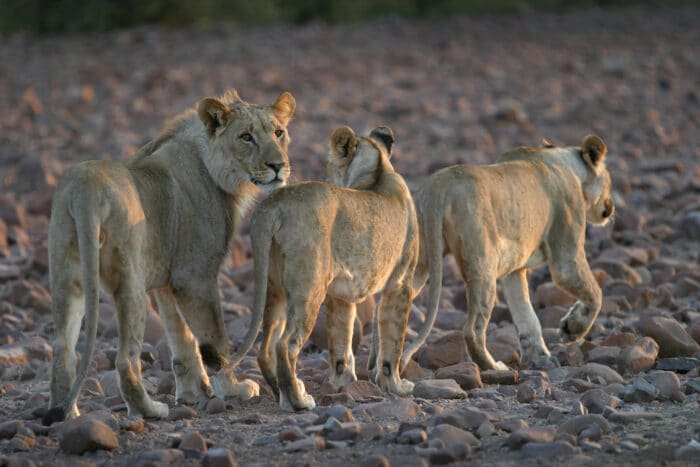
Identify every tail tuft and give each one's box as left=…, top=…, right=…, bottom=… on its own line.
left=42, top=406, right=66, bottom=426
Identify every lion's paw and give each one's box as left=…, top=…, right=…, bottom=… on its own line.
left=559, top=301, right=588, bottom=342
left=493, top=361, right=509, bottom=371
left=391, top=378, right=414, bottom=397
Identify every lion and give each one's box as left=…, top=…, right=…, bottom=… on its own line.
left=219, top=126, right=418, bottom=412
left=402, top=135, right=614, bottom=372
left=43, top=90, right=296, bottom=424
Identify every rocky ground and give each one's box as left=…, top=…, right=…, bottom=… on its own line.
left=1, top=5, right=700, bottom=466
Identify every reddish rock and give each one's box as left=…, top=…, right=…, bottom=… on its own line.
left=58, top=415, right=119, bottom=454
left=639, top=316, right=699, bottom=358
left=481, top=369, right=519, bottom=385
left=356, top=295, right=376, bottom=329
left=0, top=194, right=27, bottom=228
left=534, top=282, right=575, bottom=308
left=341, top=380, right=383, bottom=400
left=617, top=336, right=659, bottom=374
left=309, top=307, right=362, bottom=353
left=505, top=427, right=555, bottom=449
left=180, top=431, right=208, bottom=452
left=416, top=331, right=466, bottom=369
left=202, top=448, right=238, bottom=467
left=429, top=424, right=480, bottom=447
left=434, top=362, right=483, bottom=390
left=10, top=280, right=51, bottom=314
left=401, top=358, right=425, bottom=381
left=144, top=306, right=165, bottom=346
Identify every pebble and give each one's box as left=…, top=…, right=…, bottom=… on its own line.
left=580, top=388, right=618, bottom=414
left=359, top=399, right=420, bottom=421
left=179, top=431, right=207, bottom=452
left=574, top=363, right=623, bottom=385
left=617, top=336, right=659, bottom=374
left=282, top=436, right=325, bottom=452
left=397, top=428, right=427, bottom=445
left=516, top=383, right=536, bottom=403
left=433, top=362, right=483, bottom=390
left=362, top=454, right=390, bottom=467
left=621, top=376, right=659, bottom=402
left=639, top=316, right=700, bottom=358
left=416, top=331, right=467, bottom=369
left=206, top=397, right=226, bottom=414
left=481, top=369, right=519, bottom=385
left=202, top=448, right=237, bottom=467
left=655, top=357, right=700, bottom=372
left=341, top=380, right=383, bottom=400
left=412, top=379, right=466, bottom=399
left=604, top=409, right=663, bottom=424
left=138, top=449, right=185, bottom=464
left=434, top=407, right=492, bottom=431
left=521, top=440, right=581, bottom=458
left=558, top=415, right=610, bottom=437
left=429, top=424, right=479, bottom=447
left=649, top=370, right=685, bottom=401
left=169, top=405, right=198, bottom=421
left=505, top=427, right=555, bottom=449
left=58, top=415, right=119, bottom=454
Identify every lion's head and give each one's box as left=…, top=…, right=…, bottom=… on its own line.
left=326, top=126, right=395, bottom=189
left=579, top=135, right=614, bottom=226
left=197, top=90, right=296, bottom=196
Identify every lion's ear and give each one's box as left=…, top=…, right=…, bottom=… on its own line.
left=197, top=98, right=232, bottom=137
left=581, top=135, right=607, bottom=173
left=272, top=92, right=296, bottom=126
left=330, top=126, right=358, bottom=159
left=369, top=126, right=394, bottom=157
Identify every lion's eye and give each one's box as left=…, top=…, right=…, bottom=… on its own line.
left=240, top=133, right=253, bottom=142
left=275, top=129, right=284, bottom=138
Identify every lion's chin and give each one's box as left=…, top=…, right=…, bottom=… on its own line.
left=257, top=179, right=287, bottom=194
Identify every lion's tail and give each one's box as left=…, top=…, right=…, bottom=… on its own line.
left=43, top=198, right=101, bottom=426
left=218, top=209, right=276, bottom=375
left=400, top=187, right=445, bottom=371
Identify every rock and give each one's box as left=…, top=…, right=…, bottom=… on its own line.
left=605, top=410, right=663, bottom=424
left=574, top=363, right=623, bottom=385
left=592, top=259, right=643, bottom=285
left=434, top=362, right=483, bottom=390
left=157, top=372, right=175, bottom=395
left=586, top=345, right=621, bottom=366
left=0, top=420, right=24, bottom=439
left=9, top=280, right=51, bottom=314
left=341, top=380, right=383, bottom=400
left=558, top=415, right=610, bottom=437
left=205, top=397, right=226, bottom=414
left=401, top=358, right=425, bottom=381
left=179, top=431, right=207, bottom=452
left=521, top=440, right=580, bottom=458
left=120, top=418, right=145, bottom=434
left=534, top=282, right=575, bottom=308
left=680, top=211, right=700, bottom=241
left=386, top=455, right=429, bottom=467
left=496, top=419, right=528, bottom=433
left=413, top=379, right=466, bottom=399
left=356, top=296, right=376, bottom=328
left=416, top=331, right=466, bottom=369
left=655, top=357, right=700, bottom=372
left=279, top=426, right=306, bottom=442
left=426, top=443, right=471, bottom=464
left=138, top=449, right=185, bottom=464
left=429, top=424, right=479, bottom=447
left=361, top=454, right=390, bottom=467
left=360, top=399, right=420, bottom=421
left=316, top=405, right=355, bottom=424
left=202, top=448, right=237, bottom=467
left=99, top=370, right=121, bottom=397
left=580, top=389, right=618, bottom=414
left=649, top=370, right=685, bottom=402
left=675, top=439, right=700, bottom=461
left=144, top=307, right=165, bottom=346
left=282, top=436, right=325, bottom=452
left=0, top=195, right=27, bottom=228
left=486, top=327, right=520, bottom=365
left=620, top=376, right=658, bottom=402
left=169, top=405, right=198, bottom=421
left=0, top=337, right=52, bottom=367
left=617, top=337, right=659, bottom=374
left=434, top=407, right=491, bottom=431
left=602, top=332, right=637, bottom=348
left=481, top=369, right=518, bottom=385
left=639, top=316, right=699, bottom=358
left=325, top=422, right=362, bottom=441
left=516, top=383, right=536, bottom=403
left=505, top=427, right=555, bottom=449
left=310, top=307, right=362, bottom=352
left=58, top=415, right=119, bottom=454
left=397, top=428, right=427, bottom=444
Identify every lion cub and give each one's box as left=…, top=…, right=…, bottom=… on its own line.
left=221, top=126, right=419, bottom=411
left=403, top=135, right=614, bottom=371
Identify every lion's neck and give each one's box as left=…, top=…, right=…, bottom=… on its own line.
left=541, top=147, right=590, bottom=182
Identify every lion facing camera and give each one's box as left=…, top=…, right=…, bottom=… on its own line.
left=44, top=90, right=295, bottom=424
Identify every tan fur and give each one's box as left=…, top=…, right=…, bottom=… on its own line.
left=404, top=135, right=614, bottom=371
left=220, top=126, right=418, bottom=412
left=46, top=90, right=295, bottom=422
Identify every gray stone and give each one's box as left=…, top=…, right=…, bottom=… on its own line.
left=649, top=370, right=685, bottom=402
left=580, top=388, right=618, bottom=414
left=429, top=424, right=479, bottom=447
left=413, top=379, right=466, bottom=399
left=179, top=431, right=207, bottom=452
left=558, top=415, right=610, bottom=436
left=505, top=427, right=555, bottom=449
left=434, top=407, right=492, bottom=431
left=655, top=357, right=700, bottom=372
left=138, top=449, right=184, bottom=464
left=397, top=428, right=427, bottom=445
left=621, top=376, right=659, bottom=402
left=202, top=448, right=237, bottom=467
left=282, top=436, right=325, bottom=452
left=574, top=363, right=623, bottom=385
left=521, top=440, right=581, bottom=458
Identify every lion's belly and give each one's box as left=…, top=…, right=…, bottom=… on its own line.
left=327, top=257, right=398, bottom=303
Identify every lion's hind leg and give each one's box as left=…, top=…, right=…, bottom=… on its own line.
left=48, top=244, right=84, bottom=420
left=152, top=287, right=213, bottom=406
left=276, top=296, right=322, bottom=412
left=463, top=273, right=508, bottom=371
left=258, top=285, right=287, bottom=399
left=374, top=285, right=414, bottom=397
left=326, top=297, right=358, bottom=389
left=502, top=270, right=556, bottom=369
left=114, top=269, right=168, bottom=419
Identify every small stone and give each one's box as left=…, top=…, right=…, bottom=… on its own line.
left=586, top=345, right=621, bottom=366
left=655, top=357, right=700, bottom=373
left=496, top=419, right=528, bottom=433
left=434, top=407, right=492, bottom=431
left=516, top=383, right=536, bottom=403
left=605, top=409, right=663, bottom=424
left=578, top=422, right=603, bottom=442
left=326, top=423, right=362, bottom=441
left=574, top=363, right=623, bottom=385
left=282, top=436, right=325, bottom=452
left=279, top=426, right=306, bottom=442
left=534, top=282, right=575, bottom=308
left=202, top=448, right=237, bottom=467
left=476, top=420, right=496, bottom=439
left=206, top=397, right=226, bottom=414
left=316, top=404, right=354, bottom=424
left=617, top=336, right=659, bottom=374
left=58, top=415, right=119, bottom=454
left=639, top=316, right=699, bottom=358
left=430, top=424, right=480, bottom=447
left=361, top=454, right=390, bottom=467
left=397, top=428, right=427, bottom=445
left=413, top=379, right=466, bottom=399
left=0, top=420, right=24, bottom=439
left=521, top=440, right=580, bottom=458
left=179, top=431, right=207, bottom=452
left=434, top=362, right=483, bottom=390
left=481, top=369, right=518, bottom=385
left=558, top=415, right=610, bottom=437
left=505, top=427, right=555, bottom=449
left=138, top=449, right=184, bottom=464
left=341, top=380, right=383, bottom=400
left=621, top=376, right=658, bottom=402
left=416, top=331, right=467, bottom=369
left=675, top=439, right=700, bottom=460
left=649, top=370, right=685, bottom=402
left=157, top=372, right=176, bottom=395
left=169, top=405, right=198, bottom=421
left=580, top=389, right=618, bottom=414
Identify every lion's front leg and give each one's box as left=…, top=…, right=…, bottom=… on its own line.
left=374, top=286, right=414, bottom=397
left=502, top=270, right=557, bottom=369
left=550, top=249, right=603, bottom=343
left=173, top=284, right=259, bottom=402
left=326, top=297, right=358, bottom=389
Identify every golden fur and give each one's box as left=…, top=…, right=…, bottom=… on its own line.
left=220, top=126, right=418, bottom=411
left=404, top=135, right=614, bottom=371
left=44, top=90, right=295, bottom=424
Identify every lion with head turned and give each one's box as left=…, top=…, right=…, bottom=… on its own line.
left=44, top=90, right=295, bottom=424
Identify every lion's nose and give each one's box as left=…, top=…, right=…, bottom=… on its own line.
left=265, top=162, right=285, bottom=174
